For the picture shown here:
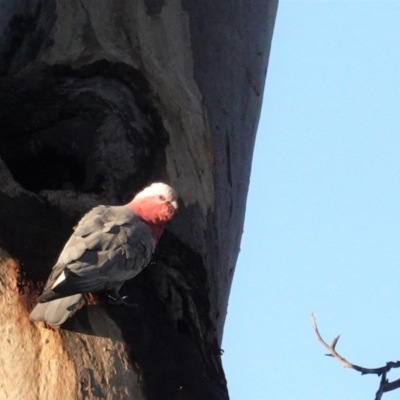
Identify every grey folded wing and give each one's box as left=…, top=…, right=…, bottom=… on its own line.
left=38, top=205, right=156, bottom=303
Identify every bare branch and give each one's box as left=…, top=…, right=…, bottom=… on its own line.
left=311, top=313, right=400, bottom=400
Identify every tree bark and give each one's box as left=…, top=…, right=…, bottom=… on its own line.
left=0, top=1, right=278, bottom=399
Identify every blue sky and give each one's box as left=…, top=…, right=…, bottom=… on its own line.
left=223, top=2, right=400, bottom=399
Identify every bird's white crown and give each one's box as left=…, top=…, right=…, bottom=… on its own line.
left=134, top=182, right=177, bottom=203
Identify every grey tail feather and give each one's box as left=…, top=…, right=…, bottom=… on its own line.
left=29, top=294, right=83, bottom=328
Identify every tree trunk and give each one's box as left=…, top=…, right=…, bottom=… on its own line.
left=0, top=1, right=278, bottom=399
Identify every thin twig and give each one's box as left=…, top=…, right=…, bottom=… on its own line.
left=311, top=313, right=400, bottom=400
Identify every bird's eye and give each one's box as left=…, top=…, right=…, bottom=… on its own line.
left=159, top=195, right=166, bottom=200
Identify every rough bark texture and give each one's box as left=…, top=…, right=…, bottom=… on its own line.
left=0, top=1, right=278, bottom=399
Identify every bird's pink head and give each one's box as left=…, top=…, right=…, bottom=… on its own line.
left=127, top=182, right=178, bottom=240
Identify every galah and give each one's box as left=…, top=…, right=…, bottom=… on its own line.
left=29, top=182, right=178, bottom=328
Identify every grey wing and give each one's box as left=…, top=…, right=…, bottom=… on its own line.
left=38, top=206, right=155, bottom=302
left=96, top=223, right=156, bottom=285
left=39, top=206, right=108, bottom=294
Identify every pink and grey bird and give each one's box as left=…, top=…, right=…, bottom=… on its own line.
left=29, top=182, right=178, bottom=328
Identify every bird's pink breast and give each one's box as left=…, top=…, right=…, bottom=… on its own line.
left=127, top=197, right=174, bottom=241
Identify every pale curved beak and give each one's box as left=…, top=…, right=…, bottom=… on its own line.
left=170, top=200, right=178, bottom=210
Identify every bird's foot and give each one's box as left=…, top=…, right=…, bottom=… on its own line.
left=106, top=293, right=137, bottom=308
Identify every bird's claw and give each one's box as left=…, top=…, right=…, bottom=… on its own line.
left=106, top=293, right=137, bottom=308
